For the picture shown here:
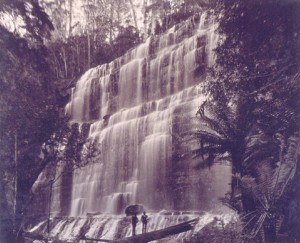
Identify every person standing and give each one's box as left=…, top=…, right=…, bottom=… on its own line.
left=131, top=214, right=138, bottom=236
left=141, top=211, right=148, bottom=233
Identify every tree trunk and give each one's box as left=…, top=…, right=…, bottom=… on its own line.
left=128, top=0, right=138, bottom=30
left=68, top=0, right=73, bottom=37
left=264, top=218, right=277, bottom=243
left=0, top=171, right=14, bottom=243
left=14, top=176, right=33, bottom=243
left=87, top=32, right=91, bottom=68
left=13, top=152, right=56, bottom=243
left=61, top=46, right=68, bottom=79
left=231, top=149, right=256, bottom=214
left=76, top=40, right=80, bottom=74
left=143, top=0, right=148, bottom=40
left=109, top=1, right=114, bottom=44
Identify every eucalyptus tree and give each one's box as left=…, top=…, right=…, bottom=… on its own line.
left=43, top=0, right=138, bottom=79
left=40, top=0, right=80, bottom=79
left=142, top=0, right=210, bottom=37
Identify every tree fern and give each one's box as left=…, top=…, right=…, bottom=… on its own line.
left=240, top=134, right=300, bottom=241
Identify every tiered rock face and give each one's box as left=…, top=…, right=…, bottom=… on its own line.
left=27, top=11, right=232, bottom=241
left=59, top=12, right=229, bottom=215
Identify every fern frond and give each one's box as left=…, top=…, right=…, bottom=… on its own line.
left=271, top=134, right=300, bottom=203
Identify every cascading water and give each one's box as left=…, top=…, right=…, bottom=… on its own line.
left=28, top=12, right=233, bottom=241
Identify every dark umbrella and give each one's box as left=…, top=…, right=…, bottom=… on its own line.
left=125, top=204, right=144, bottom=216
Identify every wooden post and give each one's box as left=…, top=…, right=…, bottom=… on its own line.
left=13, top=132, right=17, bottom=233
left=47, top=179, right=54, bottom=238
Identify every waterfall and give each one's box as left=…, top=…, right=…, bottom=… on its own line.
left=28, top=11, right=233, bottom=242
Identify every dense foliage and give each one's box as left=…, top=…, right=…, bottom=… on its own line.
left=40, top=0, right=142, bottom=82
left=0, top=1, right=58, bottom=242
left=192, top=0, right=300, bottom=242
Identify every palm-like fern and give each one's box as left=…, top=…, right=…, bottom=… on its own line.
left=187, top=98, right=241, bottom=163
left=184, top=96, right=257, bottom=203
left=187, top=73, right=300, bottom=241
left=241, top=134, right=300, bottom=241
